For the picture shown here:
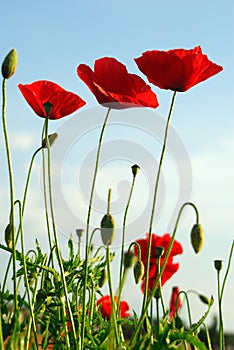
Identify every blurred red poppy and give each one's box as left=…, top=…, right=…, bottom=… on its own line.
left=169, top=286, right=183, bottom=320
left=77, top=57, right=159, bottom=109
left=97, top=295, right=130, bottom=319
left=134, top=233, right=183, bottom=293
left=135, top=46, right=223, bottom=92
left=18, top=80, right=86, bottom=120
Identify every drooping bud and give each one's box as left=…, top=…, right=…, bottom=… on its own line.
left=4, top=223, right=16, bottom=249
left=133, top=260, right=144, bottom=284
left=1, top=49, right=18, bottom=79
left=214, top=260, right=224, bottom=271
left=100, top=214, right=115, bottom=246
left=76, top=228, right=84, bottom=239
left=198, top=294, right=210, bottom=305
left=43, top=102, right=53, bottom=117
left=131, top=164, right=140, bottom=177
left=42, top=133, right=58, bottom=149
left=98, top=268, right=107, bottom=288
left=190, top=223, right=204, bottom=254
left=124, top=251, right=136, bottom=268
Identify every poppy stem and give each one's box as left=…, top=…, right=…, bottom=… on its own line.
left=42, top=117, right=77, bottom=347
left=142, top=91, right=177, bottom=315
left=106, top=246, right=121, bottom=346
left=1, top=78, right=19, bottom=319
left=81, top=107, right=112, bottom=349
left=117, top=169, right=137, bottom=314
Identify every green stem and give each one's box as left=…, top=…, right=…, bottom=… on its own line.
left=217, top=270, right=225, bottom=350
left=15, top=200, right=38, bottom=349
left=1, top=78, right=18, bottom=315
left=179, top=291, right=193, bottom=327
left=42, top=118, right=77, bottom=346
left=106, top=246, right=120, bottom=346
left=220, top=240, right=234, bottom=300
left=118, top=173, right=136, bottom=300
left=81, top=107, right=112, bottom=349
left=130, top=201, right=199, bottom=345
left=142, top=91, right=177, bottom=314
left=157, top=256, right=166, bottom=315
left=2, top=147, right=42, bottom=294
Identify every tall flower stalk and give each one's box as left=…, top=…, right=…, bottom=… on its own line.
left=141, top=91, right=177, bottom=313
left=81, top=107, right=112, bottom=349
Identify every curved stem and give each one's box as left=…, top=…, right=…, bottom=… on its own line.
left=142, top=91, right=177, bottom=314
left=220, top=240, right=234, bottom=300
left=130, top=201, right=199, bottom=345
left=1, top=78, right=18, bottom=315
left=178, top=291, right=193, bottom=327
left=81, top=107, right=112, bottom=349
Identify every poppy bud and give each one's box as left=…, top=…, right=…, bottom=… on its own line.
left=100, top=214, right=115, bottom=246
left=42, top=133, right=58, bottom=149
left=98, top=269, right=107, bottom=288
left=214, top=260, right=224, bottom=271
left=190, top=223, right=204, bottom=254
left=133, top=260, right=144, bottom=284
left=4, top=223, right=16, bottom=249
left=131, top=164, right=140, bottom=177
left=1, top=49, right=18, bottom=79
left=175, top=316, right=184, bottom=330
left=124, top=251, right=136, bottom=268
left=198, top=294, right=210, bottom=305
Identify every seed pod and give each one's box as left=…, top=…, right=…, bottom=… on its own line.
left=100, top=214, right=115, bottom=246
left=124, top=251, right=136, bottom=268
left=4, top=223, right=16, bottom=249
left=1, top=49, right=18, bottom=79
left=131, top=164, right=140, bottom=177
left=190, top=223, right=204, bottom=254
left=214, top=260, right=224, bottom=271
left=133, top=260, right=144, bottom=284
left=42, top=133, right=58, bottom=148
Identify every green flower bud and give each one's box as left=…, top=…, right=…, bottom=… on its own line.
left=98, top=268, right=107, bottom=288
left=131, top=164, right=140, bottom=177
left=198, top=294, right=210, bottom=305
left=214, top=260, right=224, bottom=271
left=4, top=223, right=16, bottom=249
left=190, top=223, right=204, bottom=254
left=124, top=251, right=136, bottom=268
left=1, top=49, right=18, bottom=79
left=133, top=260, right=144, bottom=284
left=100, top=214, right=115, bottom=246
left=174, top=316, right=184, bottom=330
left=42, top=133, right=58, bottom=149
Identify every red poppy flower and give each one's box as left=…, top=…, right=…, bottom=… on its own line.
left=169, top=286, right=183, bottom=320
left=134, top=233, right=183, bottom=293
left=97, top=295, right=130, bottom=319
left=135, top=46, right=223, bottom=92
left=18, top=80, right=86, bottom=120
left=77, top=57, right=159, bottom=109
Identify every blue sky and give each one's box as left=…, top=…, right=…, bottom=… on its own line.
left=1, top=0, right=234, bottom=332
